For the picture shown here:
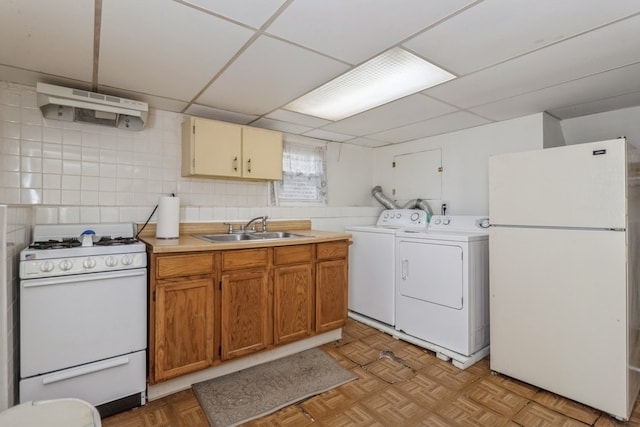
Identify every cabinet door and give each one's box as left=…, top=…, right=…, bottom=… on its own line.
left=316, top=259, right=348, bottom=333
left=242, top=126, right=283, bottom=180
left=221, top=270, right=271, bottom=359
left=192, top=118, right=242, bottom=177
left=154, top=277, right=214, bottom=382
left=274, top=264, right=313, bottom=345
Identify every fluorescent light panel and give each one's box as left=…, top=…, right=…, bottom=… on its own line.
left=284, top=47, right=455, bottom=121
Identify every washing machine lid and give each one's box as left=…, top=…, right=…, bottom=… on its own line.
left=344, top=225, right=399, bottom=234
left=396, top=228, right=488, bottom=242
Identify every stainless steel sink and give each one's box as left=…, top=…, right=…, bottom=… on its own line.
left=247, top=231, right=306, bottom=240
left=195, top=231, right=307, bottom=243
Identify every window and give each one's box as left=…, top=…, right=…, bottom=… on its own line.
left=273, top=141, right=327, bottom=205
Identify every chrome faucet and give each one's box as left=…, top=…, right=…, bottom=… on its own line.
left=243, top=216, right=268, bottom=232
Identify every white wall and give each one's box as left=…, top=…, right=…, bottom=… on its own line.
left=326, top=141, right=374, bottom=207
left=561, top=105, right=640, bottom=147
left=373, top=113, right=550, bottom=216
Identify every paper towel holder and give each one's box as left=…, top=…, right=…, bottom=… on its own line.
left=136, top=192, right=176, bottom=239
left=156, top=195, right=180, bottom=239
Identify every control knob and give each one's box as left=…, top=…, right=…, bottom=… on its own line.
left=82, top=258, right=96, bottom=269
left=121, top=254, right=134, bottom=266
left=59, top=259, right=73, bottom=271
left=105, top=256, right=118, bottom=267
left=39, top=261, right=54, bottom=273
left=443, top=218, right=451, bottom=225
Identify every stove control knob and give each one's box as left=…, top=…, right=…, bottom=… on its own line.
left=40, top=261, right=54, bottom=273
left=59, top=259, right=73, bottom=271
left=83, top=258, right=96, bottom=269
left=105, top=256, right=118, bottom=267
left=121, top=255, right=134, bottom=266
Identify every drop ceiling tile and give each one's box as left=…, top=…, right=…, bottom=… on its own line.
left=404, top=0, right=640, bottom=75
left=197, top=35, right=349, bottom=115
left=367, top=111, right=492, bottom=143
left=549, top=92, right=640, bottom=120
left=180, top=0, right=286, bottom=28
left=266, top=0, right=475, bottom=64
left=250, top=118, right=313, bottom=134
left=346, top=137, right=390, bottom=148
left=302, top=129, right=354, bottom=142
left=266, top=109, right=331, bottom=128
left=0, top=1, right=94, bottom=82
left=99, top=0, right=254, bottom=101
left=184, top=104, right=257, bottom=124
left=321, top=94, right=457, bottom=136
left=470, top=63, right=640, bottom=121
left=426, top=14, right=640, bottom=109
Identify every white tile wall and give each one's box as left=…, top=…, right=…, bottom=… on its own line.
left=1, top=206, right=31, bottom=410
left=0, top=81, right=378, bottom=229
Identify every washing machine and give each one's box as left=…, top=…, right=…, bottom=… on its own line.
left=395, top=215, right=490, bottom=357
left=345, top=209, right=428, bottom=326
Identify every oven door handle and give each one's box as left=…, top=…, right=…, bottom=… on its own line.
left=22, top=269, right=146, bottom=288
left=41, top=356, right=131, bottom=385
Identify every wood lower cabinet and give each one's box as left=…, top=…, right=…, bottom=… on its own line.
left=150, top=252, right=215, bottom=384
left=149, top=240, right=349, bottom=383
left=220, top=249, right=272, bottom=360
left=273, top=245, right=314, bottom=345
left=316, top=241, right=349, bottom=333
left=154, top=278, right=214, bottom=382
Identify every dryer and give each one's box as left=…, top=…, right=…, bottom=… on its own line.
left=395, top=215, right=490, bottom=357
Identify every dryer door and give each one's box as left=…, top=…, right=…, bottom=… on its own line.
left=397, top=240, right=463, bottom=309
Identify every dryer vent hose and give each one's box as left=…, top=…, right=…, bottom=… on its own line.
left=371, top=186, right=398, bottom=209
left=402, top=199, right=433, bottom=215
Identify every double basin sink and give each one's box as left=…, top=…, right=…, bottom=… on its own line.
left=195, top=231, right=308, bottom=243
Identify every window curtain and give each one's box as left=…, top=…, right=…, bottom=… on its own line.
left=274, top=142, right=327, bottom=203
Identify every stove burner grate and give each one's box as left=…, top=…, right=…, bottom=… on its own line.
left=29, top=239, right=81, bottom=250
left=29, top=236, right=139, bottom=250
left=94, top=237, right=138, bottom=246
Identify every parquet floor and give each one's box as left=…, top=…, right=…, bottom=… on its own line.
left=103, top=319, right=640, bottom=426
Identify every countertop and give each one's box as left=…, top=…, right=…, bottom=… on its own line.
left=138, top=220, right=351, bottom=254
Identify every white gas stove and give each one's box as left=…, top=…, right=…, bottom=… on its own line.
left=19, top=222, right=147, bottom=416
left=20, top=223, right=146, bottom=279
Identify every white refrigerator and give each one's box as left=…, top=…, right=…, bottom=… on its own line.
left=489, top=138, right=640, bottom=420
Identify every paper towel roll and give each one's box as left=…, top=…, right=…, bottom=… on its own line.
left=156, top=196, right=180, bottom=239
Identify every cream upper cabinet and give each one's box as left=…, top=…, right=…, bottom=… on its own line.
left=182, top=117, right=282, bottom=180
left=242, top=126, right=283, bottom=180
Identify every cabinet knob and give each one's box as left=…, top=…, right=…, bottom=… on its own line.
left=247, top=158, right=252, bottom=173
left=233, top=156, right=238, bottom=172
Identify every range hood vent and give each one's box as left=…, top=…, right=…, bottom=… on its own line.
left=36, top=82, right=149, bottom=131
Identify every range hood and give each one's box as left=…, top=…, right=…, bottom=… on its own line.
left=36, top=82, right=149, bottom=131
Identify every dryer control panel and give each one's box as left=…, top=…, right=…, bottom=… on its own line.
left=429, top=215, right=490, bottom=232
left=376, top=209, right=428, bottom=228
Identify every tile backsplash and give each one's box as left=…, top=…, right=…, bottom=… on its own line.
left=0, top=82, right=271, bottom=223
left=0, top=82, right=379, bottom=230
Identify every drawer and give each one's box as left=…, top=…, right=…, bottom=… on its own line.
left=222, top=248, right=269, bottom=270
left=316, top=241, right=348, bottom=260
left=273, top=245, right=312, bottom=265
left=20, top=350, right=146, bottom=405
left=156, top=253, right=214, bottom=278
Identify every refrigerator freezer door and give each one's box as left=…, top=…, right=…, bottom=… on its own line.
left=490, top=226, right=630, bottom=419
left=489, top=138, right=626, bottom=229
